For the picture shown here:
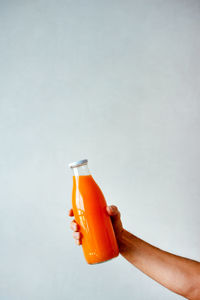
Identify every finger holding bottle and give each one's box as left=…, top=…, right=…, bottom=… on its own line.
left=68, top=209, right=82, bottom=245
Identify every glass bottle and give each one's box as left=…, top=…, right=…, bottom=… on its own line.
left=69, top=159, right=119, bottom=264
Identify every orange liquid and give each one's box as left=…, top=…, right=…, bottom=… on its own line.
left=72, top=175, right=119, bottom=264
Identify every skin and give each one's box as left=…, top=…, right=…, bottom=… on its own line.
left=69, top=205, right=200, bottom=299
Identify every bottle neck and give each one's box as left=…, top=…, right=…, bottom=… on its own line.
left=72, top=164, right=90, bottom=176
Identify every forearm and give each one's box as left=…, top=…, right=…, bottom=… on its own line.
left=118, top=229, right=200, bottom=299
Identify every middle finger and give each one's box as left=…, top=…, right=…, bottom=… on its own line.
left=70, top=220, right=79, bottom=232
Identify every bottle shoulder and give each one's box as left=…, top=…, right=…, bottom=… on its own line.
left=72, top=175, right=106, bottom=209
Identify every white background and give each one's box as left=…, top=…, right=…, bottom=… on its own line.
left=0, top=1, right=200, bottom=299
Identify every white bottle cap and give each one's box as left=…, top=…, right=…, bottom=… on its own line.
left=68, top=159, right=88, bottom=168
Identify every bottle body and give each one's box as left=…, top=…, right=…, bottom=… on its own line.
left=71, top=173, right=119, bottom=264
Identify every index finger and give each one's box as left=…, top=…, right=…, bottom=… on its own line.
left=68, top=209, right=74, bottom=217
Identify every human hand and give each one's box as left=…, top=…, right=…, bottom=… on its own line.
left=69, top=205, right=124, bottom=246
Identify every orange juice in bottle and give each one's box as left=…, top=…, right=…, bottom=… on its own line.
left=69, top=159, right=119, bottom=264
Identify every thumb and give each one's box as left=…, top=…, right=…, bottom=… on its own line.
left=106, top=205, right=123, bottom=239
left=106, top=205, right=120, bottom=220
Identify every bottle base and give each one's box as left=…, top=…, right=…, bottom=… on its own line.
left=87, top=253, right=119, bottom=265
